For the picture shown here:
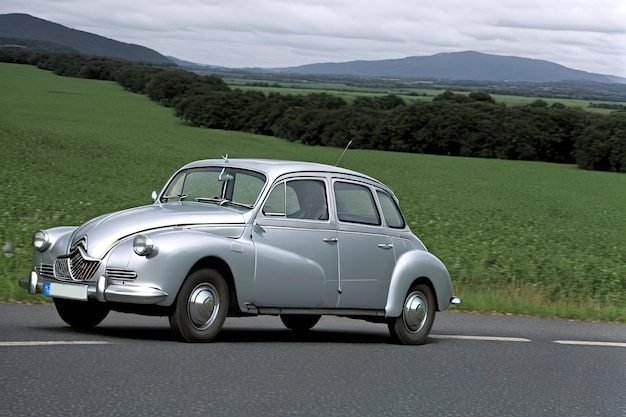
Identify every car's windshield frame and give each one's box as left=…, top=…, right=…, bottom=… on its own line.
left=160, top=167, right=267, bottom=208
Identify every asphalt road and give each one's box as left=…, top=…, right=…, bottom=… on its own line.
left=1, top=304, right=624, bottom=417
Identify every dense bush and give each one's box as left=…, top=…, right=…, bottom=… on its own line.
left=145, top=69, right=229, bottom=107
left=575, top=113, right=626, bottom=171
left=113, top=65, right=164, bottom=94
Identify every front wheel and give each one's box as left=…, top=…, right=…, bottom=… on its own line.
left=53, top=298, right=110, bottom=329
left=388, top=283, right=435, bottom=345
left=280, top=314, right=321, bottom=332
left=169, top=268, right=229, bottom=342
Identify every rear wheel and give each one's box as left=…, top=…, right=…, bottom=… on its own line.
left=280, top=314, right=321, bottom=332
left=53, top=298, right=110, bottom=329
left=169, top=268, right=229, bottom=342
left=388, top=283, right=435, bottom=345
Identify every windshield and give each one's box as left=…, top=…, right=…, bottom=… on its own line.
left=160, top=167, right=266, bottom=208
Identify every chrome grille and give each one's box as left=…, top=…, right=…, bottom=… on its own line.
left=54, top=246, right=100, bottom=281
left=106, top=268, right=137, bottom=280
left=39, top=263, right=55, bottom=279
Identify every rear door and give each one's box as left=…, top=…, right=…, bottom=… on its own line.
left=333, top=180, right=396, bottom=309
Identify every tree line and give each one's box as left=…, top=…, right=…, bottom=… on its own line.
left=1, top=47, right=624, bottom=172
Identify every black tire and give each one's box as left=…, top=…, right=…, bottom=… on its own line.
left=280, top=314, right=321, bottom=332
left=388, top=283, right=436, bottom=345
left=169, top=268, right=229, bottom=342
left=53, top=298, right=110, bottom=329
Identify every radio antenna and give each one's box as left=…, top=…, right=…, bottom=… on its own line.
left=335, top=140, right=352, bottom=166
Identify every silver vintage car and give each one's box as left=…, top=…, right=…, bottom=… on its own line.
left=20, top=158, right=459, bottom=344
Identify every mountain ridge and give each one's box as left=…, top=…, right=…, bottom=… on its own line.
left=0, top=13, right=173, bottom=65
left=267, top=51, right=624, bottom=84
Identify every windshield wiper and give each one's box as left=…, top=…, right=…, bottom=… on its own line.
left=223, top=200, right=253, bottom=209
left=162, top=194, right=188, bottom=202
left=194, top=197, right=228, bottom=205
left=194, top=197, right=252, bottom=209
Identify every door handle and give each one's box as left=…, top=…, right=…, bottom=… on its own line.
left=377, top=243, right=393, bottom=250
left=323, top=237, right=338, bottom=244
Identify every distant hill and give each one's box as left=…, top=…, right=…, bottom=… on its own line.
left=269, top=51, right=625, bottom=84
left=0, top=13, right=173, bottom=65
left=2, top=13, right=623, bottom=85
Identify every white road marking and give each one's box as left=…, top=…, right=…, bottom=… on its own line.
left=431, top=335, right=531, bottom=342
left=3, top=338, right=624, bottom=347
left=0, top=341, right=110, bottom=347
left=553, top=340, right=626, bottom=348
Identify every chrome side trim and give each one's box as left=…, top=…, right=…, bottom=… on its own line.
left=105, top=268, right=138, bottom=280
left=256, top=307, right=386, bottom=317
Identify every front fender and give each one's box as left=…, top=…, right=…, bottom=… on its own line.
left=385, top=250, right=454, bottom=317
left=107, top=229, right=254, bottom=307
left=33, top=226, right=78, bottom=268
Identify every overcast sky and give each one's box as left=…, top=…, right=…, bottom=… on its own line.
left=2, top=0, right=625, bottom=77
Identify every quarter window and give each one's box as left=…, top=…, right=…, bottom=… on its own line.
left=334, top=182, right=380, bottom=225
left=377, top=190, right=406, bottom=228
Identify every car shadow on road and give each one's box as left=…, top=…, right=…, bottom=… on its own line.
left=44, top=324, right=402, bottom=344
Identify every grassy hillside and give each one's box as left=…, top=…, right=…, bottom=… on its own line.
left=1, top=63, right=624, bottom=321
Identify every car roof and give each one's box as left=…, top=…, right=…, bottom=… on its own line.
left=181, top=158, right=385, bottom=186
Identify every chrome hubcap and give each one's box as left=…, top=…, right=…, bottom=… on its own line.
left=188, top=283, right=220, bottom=330
left=403, top=291, right=428, bottom=333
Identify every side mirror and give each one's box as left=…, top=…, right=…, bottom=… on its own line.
left=151, top=191, right=157, bottom=203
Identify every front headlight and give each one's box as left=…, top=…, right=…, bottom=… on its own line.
left=33, top=230, right=50, bottom=252
left=133, top=234, right=154, bottom=256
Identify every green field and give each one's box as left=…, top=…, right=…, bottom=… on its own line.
left=1, top=63, right=624, bottom=321
left=225, top=78, right=622, bottom=113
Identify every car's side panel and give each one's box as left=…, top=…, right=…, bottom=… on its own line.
left=385, top=250, right=453, bottom=317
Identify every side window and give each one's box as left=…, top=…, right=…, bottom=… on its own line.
left=263, top=179, right=328, bottom=220
left=334, top=182, right=381, bottom=226
left=377, top=190, right=406, bottom=228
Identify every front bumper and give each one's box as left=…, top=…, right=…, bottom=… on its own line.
left=19, top=271, right=168, bottom=305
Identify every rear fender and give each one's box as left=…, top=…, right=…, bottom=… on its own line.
left=385, top=250, right=453, bottom=317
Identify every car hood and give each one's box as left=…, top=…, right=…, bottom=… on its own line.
left=71, top=203, right=246, bottom=258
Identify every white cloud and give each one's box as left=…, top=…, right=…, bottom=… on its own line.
left=1, top=0, right=625, bottom=76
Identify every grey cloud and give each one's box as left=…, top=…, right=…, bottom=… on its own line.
left=0, top=0, right=624, bottom=76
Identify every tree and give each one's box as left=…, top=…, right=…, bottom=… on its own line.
left=576, top=113, right=626, bottom=172
left=146, top=70, right=229, bottom=107
left=114, top=65, right=163, bottom=94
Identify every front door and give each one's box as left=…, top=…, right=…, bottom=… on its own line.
left=252, top=178, right=339, bottom=307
